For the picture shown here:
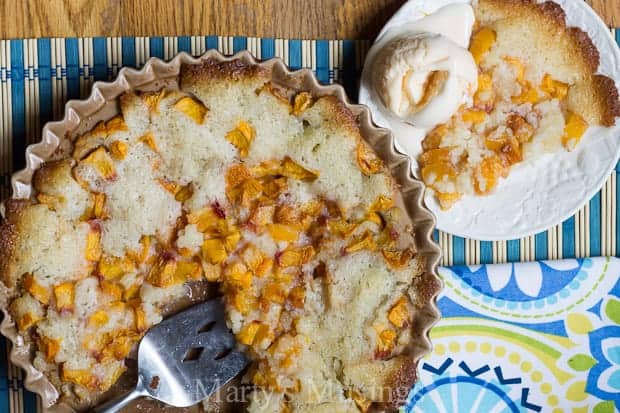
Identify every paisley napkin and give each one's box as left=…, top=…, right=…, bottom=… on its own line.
left=407, top=257, right=620, bottom=412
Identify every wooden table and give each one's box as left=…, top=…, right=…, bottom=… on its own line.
left=1, top=0, right=619, bottom=40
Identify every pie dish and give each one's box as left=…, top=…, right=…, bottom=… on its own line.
left=359, top=0, right=620, bottom=240
left=0, top=51, right=441, bottom=412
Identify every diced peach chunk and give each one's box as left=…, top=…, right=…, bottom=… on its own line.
left=461, top=109, right=487, bottom=124
left=127, top=235, right=152, bottom=264
left=122, top=282, right=141, bottom=301
left=253, top=324, right=275, bottom=348
left=105, top=116, right=128, bottom=134
left=97, top=256, right=135, bottom=280
left=187, top=207, right=222, bottom=233
left=540, top=74, right=569, bottom=100
left=277, top=246, right=315, bottom=267
left=388, top=297, right=410, bottom=328
left=86, top=229, right=103, bottom=261
left=238, top=178, right=263, bottom=208
left=146, top=256, right=179, bottom=288
left=174, top=96, right=208, bottom=124
left=421, top=161, right=458, bottom=187
left=133, top=305, right=148, bottom=332
left=226, top=120, right=256, bottom=158
left=506, top=114, right=535, bottom=144
left=374, top=325, right=396, bottom=354
left=345, top=231, right=376, bottom=253
left=157, top=178, right=181, bottom=195
left=498, top=135, right=522, bottom=166
left=23, top=274, right=49, bottom=305
left=139, top=131, right=158, bottom=152
left=202, top=238, right=228, bottom=264
left=230, top=290, right=254, bottom=315
left=279, top=157, right=319, bottom=181
left=260, top=176, right=288, bottom=199
left=268, top=223, right=300, bottom=242
left=100, top=280, right=123, bottom=300
left=81, top=146, right=117, bottom=181
left=474, top=73, right=494, bottom=107
left=107, top=335, right=136, bottom=360
left=39, top=336, right=60, bottom=362
left=422, top=124, right=447, bottom=151
left=288, top=286, right=305, bottom=309
left=16, top=312, right=42, bottom=331
left=484, top=136, right=507, bottom=152
left=240, top=244, right=265, bottom=272
left=356, top=142, right=383, bottom=176
left=347, top=389, right=372, bottom=413
left=142, top=89, right=168, bottom=114
left=175, top=260, right=203, bottom=281
left=109, top=140, right=128, bottom=160
left=329, top=219, right=359, bottom=238
left=237, top=321, right=262, bottom=345
left=175, top=183, right=193, bottom=202
left=369, top=195, right=394, bottom=212
left=54, top=282, right=75, bottom=311
left=473, top=155, right=505, bottom=195
left=437, top=192, right=462, bottom=211
left=512, top=86, right=539, bottom=105
left=226, top=163, right=252, bottom=189
left=470, top=27, right=496, bottom=64
left=92, top=193, right=107, bottom=219
left=224, top=262, right=253, bottom=290
left=291, top=92, right=313, bottom=115
left=381, top=248, right=414, bottom=269
left=562, top=112, right=589, bottom=151
left=61, top=367, right=99, bottom=390
left=88, top=310, right=110, bottom=328
left=263, top=282, right=287, bottom=304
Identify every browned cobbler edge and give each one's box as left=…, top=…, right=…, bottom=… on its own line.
left=478, top=0, right=620, bottom=126
left=181, top=58, right=270, bottom=84
left=0, top=52, right=442, bottom=412
left=0, top=199, right=29, bottom=291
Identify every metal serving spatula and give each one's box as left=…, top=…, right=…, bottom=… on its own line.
left=94, top=299, right=249, bottom=413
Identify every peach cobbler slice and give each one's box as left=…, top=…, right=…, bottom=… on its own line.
left=420, top=0, right=620, bottom=210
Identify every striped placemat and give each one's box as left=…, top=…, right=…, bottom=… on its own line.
left=0, top=33, right=619, bottom=411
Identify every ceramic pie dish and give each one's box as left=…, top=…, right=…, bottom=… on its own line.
left=0, top=50, right=442, bottom=412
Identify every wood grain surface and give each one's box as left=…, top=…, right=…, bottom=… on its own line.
left=1, top=0, right=619, bottom=40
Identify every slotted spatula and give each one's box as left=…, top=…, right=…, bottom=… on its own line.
left=94, top=299, right=249, bottom=412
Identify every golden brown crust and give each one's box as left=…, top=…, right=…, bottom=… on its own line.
left=315, top=94, right=361, bottom=135
left=477, top=0, right=620, bottom=126
left=377, top=356, right=418, bottom=411
left=180, top=58, right=270, bottom=88
left=32, top=159, right=74, bottom=192
left=0, top=200, right=29, bottom=290
left=592, top=74, right=620, bottom=126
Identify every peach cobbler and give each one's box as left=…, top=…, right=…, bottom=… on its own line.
left=419, top=0, right=620, bottom=209
left=0, top=59, right=425, bottom=412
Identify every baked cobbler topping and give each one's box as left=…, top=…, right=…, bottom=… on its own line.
left=421, top=24, right=591, bottom=210
left=0, top=60, right=424, bottom=412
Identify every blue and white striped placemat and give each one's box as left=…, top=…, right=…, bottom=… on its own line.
left=0, top=33, right=619, bottom=411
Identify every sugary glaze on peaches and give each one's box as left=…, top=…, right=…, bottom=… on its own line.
left=420, top=0, right=620, bottom=210
left=0, top=59, right=425, bottom=412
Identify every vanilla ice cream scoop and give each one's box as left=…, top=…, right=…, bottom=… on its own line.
left=373, top=33, right=478, bottom=128
left=370, top=3, right=478, bottom=129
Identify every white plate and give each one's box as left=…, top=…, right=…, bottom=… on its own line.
left=359, top=0, right=620, bottom=241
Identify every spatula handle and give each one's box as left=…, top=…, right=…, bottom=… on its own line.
left=93, top=386, right=148, bottom=413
